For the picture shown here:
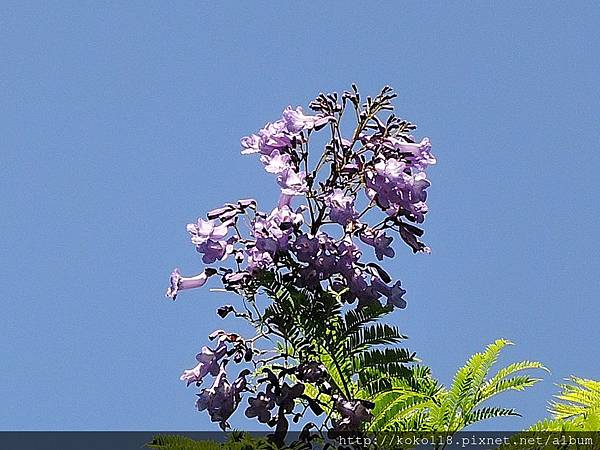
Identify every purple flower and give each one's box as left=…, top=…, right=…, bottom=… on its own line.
left=393, top=137, right=436, bottom=170
left=360, top=229, right=395, bottom=261
left=354, top=284, right=382, bottom=308
left=260, top=120, right=293, bottom=154
left=371, top=278, right=407, bottom=309
left=374, top=157, right=406, bottom=180
left=253, top=217, right=280, bottom=254
left=246, top=247, right=274, bottom=273
left=241, top=119, right=293, bottom=156
left=253, top=206, right=303, bottom=254
left=245, top=391, right=275, bottom=424
left=270, top=205, right=304, bottom=228
left=282, top=106, right=331, bottom=133
left=187, top=219, right=231, bottom=246
left=282, top=106, right=311, bottom=133
left=254, top=236, right=279, bottom=256
left=166, top=268, right=215, bottom=300
left=325, top=189, right=357, bottom=225
left=396, top=172, right=431, bottom=223
left=336, top=238, right=362, bottom=277
left=292, top=234, right=319, bottom=263
left=277, top=168, right=308, bottom=196
left=196, top=239, right=231, bottom=264
left=196, top=365, right=250, bottom=430
left=399, top=223, right=431, bottom=254
left=338, top=268, right=381, bottom=307
left=333, top=397, right=374, bottom=431
left=365, top=149, right=433, bottom=223
left=187, top=219, right=234, bottom=263
left=313, top=252, right=336, bottom=279
left=277, top=193, right=293, bottom=208
left=275, top=382, right=305, bottom=414
left=406, top=172, right=430, bottom=203
left=297, top=361, right=327, bottom=383
left=180, top=340, right=227, bottom=386
left=240, top=134, right=262, bottom=155
left=260, top=150, right=292, bottom=174
left=361, top=134, right=435, bottom=170
left=169, top=88, right=437, bottom=430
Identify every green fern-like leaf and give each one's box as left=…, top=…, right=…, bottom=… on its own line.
left=355, top=347, right=415, bottom=369
left=478, top=375, right=543, bottom=405
left=346, top=323, right=406, bottom=355
left=463, top=407, right=520, bottom=426
left=550, top=377, right=600, bottom=421
left=369, top=340, right=545, bottom=432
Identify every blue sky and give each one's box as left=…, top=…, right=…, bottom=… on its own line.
left=1, top=1, right=599, bottom=431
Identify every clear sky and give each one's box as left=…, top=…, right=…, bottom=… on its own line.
left=1, top=1, right=599, bottom=431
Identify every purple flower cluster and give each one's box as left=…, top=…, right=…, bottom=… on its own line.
left=166, top=89, right=438, bottom=306
left=196, top=365, right=250, bottom=430
left=241, top=106, right=331, bottom=199
left=169, top=200, right=409, bottom=308
left=166, top=86, right=436, bottom=435
left=363, top=136, right=435, bottom=224
left=179, top=330, right=252, bottom=429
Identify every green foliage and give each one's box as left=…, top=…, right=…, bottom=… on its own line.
left=260, top=278, right=547, bottom=435
left=528, top=377, right=600, bottom=431
left=368, top=339, right=546, bottom=432
left=493, top=378, right=600, bottom=450
left=261, top=274, right=342, bottom=359
left=261, top=275, right=415, bottom=401
left=147, top=432, right=311, bottom=450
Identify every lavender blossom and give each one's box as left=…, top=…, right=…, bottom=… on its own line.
left=253, top=205, right=304, bottom=254
left=371, top=278, right=407, bottom=309
left=260, top=150, right=292, bottom=174
left=245, top=391, right=275, bottom=424
left=293, top=234, right=320, bottom=263
left=282, top=106, right=331, bottom=133
left=240, top=134, right=262, bottom=155
left=325, top=189, right=357, bottom=225
left=393, top=137, right=436, bottom=170
left=166, top=268, right=215, bottom=300
left=335, top=238, right=362, bottom=277
left=187, top=219, right=231, bottom=245
left=246, top=247, right=274, bottom=273
left=277, top=168, right=308, bottom=196
left=196, top=239, right=232, bottom=264
left=241, top=120, right=293, bottom=157
left=180, top=340, right=227, bottom=386
left=196, top=365, right=250, bottom=430
left=167, top=86, right=437, bottom=436
left=360, top=229, right=395, bottom=261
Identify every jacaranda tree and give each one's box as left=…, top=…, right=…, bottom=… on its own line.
left=162, top=86, right=548, bottom=448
